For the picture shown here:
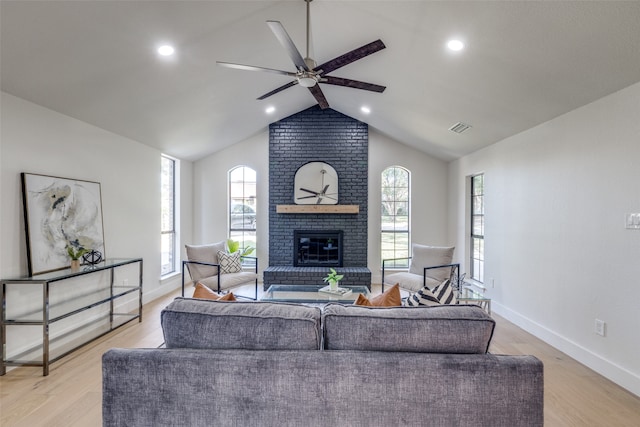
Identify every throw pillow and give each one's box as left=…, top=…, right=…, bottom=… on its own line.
left=405, top=279, right=457, bottom=306
left=192, top=283, right=236, bottom=301
left=354, top=283, right=402, bottom=307
left=217, top=251, right=242, bottom=274
left=404, top=286, right=441, bottom=307
left=432, top=278, right=457, bottom=305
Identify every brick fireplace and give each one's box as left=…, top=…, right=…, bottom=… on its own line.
left=264, top=106, right=371, bottom=289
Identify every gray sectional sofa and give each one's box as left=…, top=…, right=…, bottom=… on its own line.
left=102, top=299, right=543, bottom=427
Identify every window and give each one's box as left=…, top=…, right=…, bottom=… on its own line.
left=381, top=166, right=410, bottom=267
left=161, top=155, right=177, bottom=276
left=471, top=174, right=484, bottom=282
left=229, top=166, right=256, bottom=263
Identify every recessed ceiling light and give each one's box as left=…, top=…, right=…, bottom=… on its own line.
left=446, top=39, right=464, bottom=52
left=265, top=106, right=276, bottom=114
left=361, top=106, right=371, bottom=114
left=157, top=45, right=175, bottom=56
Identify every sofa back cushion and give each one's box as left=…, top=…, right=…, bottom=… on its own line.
left=162, top=298, right=322, bottom=350
left=323, top=304, right=495, bottom=354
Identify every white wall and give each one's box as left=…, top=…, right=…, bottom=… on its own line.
left=193, top=125, right=450, bottom=283
left=192, top=131, right=270, bottom=271
left=0, top=92, right=193, bottom=302
left=449, top=82, right=640, bottom=396
left=368, top=129, right=450, bottom=282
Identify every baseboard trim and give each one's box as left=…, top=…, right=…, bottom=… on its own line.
left=492, top=301, right=640, bottom=398
left=144, top=275, right=182, bottom=304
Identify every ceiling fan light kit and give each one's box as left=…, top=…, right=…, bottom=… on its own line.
left=217, top=0, right=386, bottom=109
left=298, top=73, right=318, bottom=88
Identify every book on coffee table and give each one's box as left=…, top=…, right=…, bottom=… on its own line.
left=318, top=285, right=353, bottom=297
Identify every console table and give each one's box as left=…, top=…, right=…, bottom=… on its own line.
left=1, top=258, right=143, bottom=376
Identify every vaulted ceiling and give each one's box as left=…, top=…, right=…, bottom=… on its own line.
left=2, top=1, right=639, bottom=162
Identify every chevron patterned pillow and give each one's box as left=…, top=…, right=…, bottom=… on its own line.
left=217, top=251, right=242, bottom=274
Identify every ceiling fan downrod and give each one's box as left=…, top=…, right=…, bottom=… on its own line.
left=298, top=0, right=318, bottom=87
left=305, top=0, right=312, bottom=61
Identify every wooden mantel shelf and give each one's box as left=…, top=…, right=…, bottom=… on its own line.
left=276, top=205, right=359, bottom=214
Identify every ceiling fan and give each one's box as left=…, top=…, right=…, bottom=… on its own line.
left=217, top=0, right=386, bottom=109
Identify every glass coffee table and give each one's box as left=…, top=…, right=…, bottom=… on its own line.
left=262, top=284, right=370, bottom=304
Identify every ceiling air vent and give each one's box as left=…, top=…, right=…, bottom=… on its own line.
left=449, top=122, right=472, bottom=134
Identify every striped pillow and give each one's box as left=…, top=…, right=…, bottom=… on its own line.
left=405, top=279, right=457, bottom=306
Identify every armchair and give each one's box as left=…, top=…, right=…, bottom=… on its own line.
left=182, top=242, right=259, bottom=300
left=382, top=244, right=458, bottom=293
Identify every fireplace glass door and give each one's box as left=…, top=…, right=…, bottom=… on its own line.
left=294, top=230, right=343, bottom=267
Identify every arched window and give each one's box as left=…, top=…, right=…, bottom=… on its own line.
left=228, top=166, right=256, bottom=263
left=381, top=166, right=410, bottom=267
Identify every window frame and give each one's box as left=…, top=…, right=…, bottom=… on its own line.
left=470, top=173, right=484, bottom=283
left=161, top=154, right=178, bottom=277
left=228, top=166, right=257, bottom=266
left=381, top=166, right=410, bottom=268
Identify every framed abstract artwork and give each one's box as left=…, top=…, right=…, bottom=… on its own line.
left=21, top=173, right=106, bottom=275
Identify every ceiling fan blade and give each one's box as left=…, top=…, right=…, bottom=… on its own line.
left=297, top=195, right=318, bottom=200
left=322, top=76, right=386, bottom=93
left=308, top=84, right=329, bottom=109
left=217, top=61, right=296, bottom=77
left=315, top=39, right=386, bottom=75
left=257, top=80, right=299, bottom=100
left=267, top=20, right=309, bottom=71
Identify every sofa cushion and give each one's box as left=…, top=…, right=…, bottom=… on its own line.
left=185, top=241, right=226, bottom=280
left=323, top=304, right=494, bottom=354
left=354, top=283, right=402, bottom=307
left=408, top=244, right=455, bottom=283
left=198, top=271, right=258, bottom=292
left=162, top=298, right=322, bottom=350
left=383, top=271, right=442, bottom=292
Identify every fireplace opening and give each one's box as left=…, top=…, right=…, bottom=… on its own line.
left=294, top=230, right=343, bottom=267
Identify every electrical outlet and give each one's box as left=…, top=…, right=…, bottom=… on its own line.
left=595, top=319, right=606, bottom=337
left=625, top=213, right=640, bottom=229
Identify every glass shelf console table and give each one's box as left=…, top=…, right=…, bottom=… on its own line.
left=1, top=258, right=143, bottom=376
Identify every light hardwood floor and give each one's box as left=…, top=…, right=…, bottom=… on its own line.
left=2, top=285, right=640, bottom=426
